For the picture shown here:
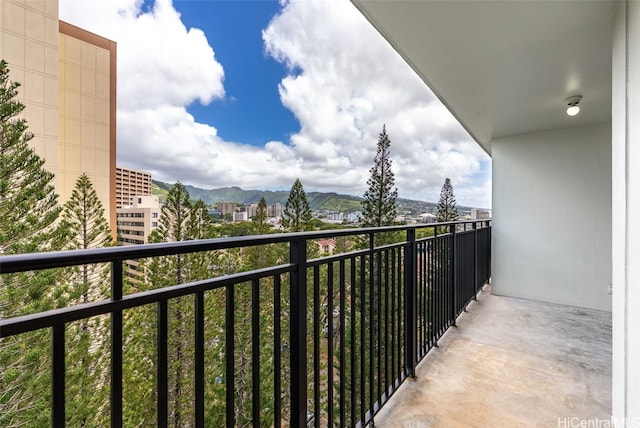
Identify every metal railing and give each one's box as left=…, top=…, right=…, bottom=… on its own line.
left=0, top=220, right=491, bottom=427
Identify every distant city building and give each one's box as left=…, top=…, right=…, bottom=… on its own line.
left=244, top=204, right=258, bottom=219
left=116, top=167, right=152, bottom=208
left=116, top=195, right=161, bottom=282
left=233, top=211, right=248, bottom=222
left=471, top=208, right=492, bottom=220
left=418, top=213, right=437, bottom=223
left=217, top=202, right=237, bottom=216
left=268, top=203, right=283, bottom=218
left=2, top=6, right=117, bottom=236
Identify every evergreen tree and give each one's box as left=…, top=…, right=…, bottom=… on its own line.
left=361, top=125, right=398, bottom=227
left=151, top=182, right=194, bottom=427
left=253, top=197, right=268, bottom=234
left=0, top=60, right=66, bottom=427
left=61, top=173, right=112, bottom=426
left=282, top=178, right=312, bottom=232
left=189, top=198, right=212, bottom=240
left=436, top=178, right=459, bottom=223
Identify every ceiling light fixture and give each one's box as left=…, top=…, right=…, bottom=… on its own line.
left=566, top=95, right=582, bottom=116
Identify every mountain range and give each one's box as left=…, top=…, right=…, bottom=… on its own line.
left=151, top=180, right=474, bottom=214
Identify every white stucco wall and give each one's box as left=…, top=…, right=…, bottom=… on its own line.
left=492, top=123, right=612, bottom=312
left=612, top=2, right=640, bottom=424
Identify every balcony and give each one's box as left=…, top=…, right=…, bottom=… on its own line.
left=0, top=219, right=610, bottom=427
left=374, top=285, right=611, bottom=427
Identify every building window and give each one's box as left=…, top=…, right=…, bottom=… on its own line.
left=151, top=222, right=158, bottom=228
left=152, top=212, right=158, bottom=218
left=138, top=197, right=142, bottom=204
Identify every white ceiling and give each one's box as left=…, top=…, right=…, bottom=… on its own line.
left=351, top=0, right=617, bottom=154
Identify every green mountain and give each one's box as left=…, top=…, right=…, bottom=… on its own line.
left=151, top=180, right=472, bottom=214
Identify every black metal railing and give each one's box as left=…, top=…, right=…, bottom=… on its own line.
left=0, top=220, right=491, bottom=427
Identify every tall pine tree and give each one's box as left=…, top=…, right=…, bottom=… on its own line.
left=361, top=125, right=398, bottom=227
left=60, top=173, right=112, bottom=426
left=282, top=178, right=312, bottom=232
left=0, top=60, right=67, bottom=427
left=436, top=178, right=459, bottom=223
left=253, top=197, right=268, bottom=234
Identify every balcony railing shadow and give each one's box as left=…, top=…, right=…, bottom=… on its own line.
left=0, top=220, right=491, bottom=427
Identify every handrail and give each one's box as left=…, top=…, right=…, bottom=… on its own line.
left=0, top=219, right=491, bottom=428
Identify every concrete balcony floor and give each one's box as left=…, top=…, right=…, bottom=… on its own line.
left=375, top=286, right=612, bottom=427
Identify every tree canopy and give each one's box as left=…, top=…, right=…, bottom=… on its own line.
left=361, top=125, right=398, bottom=227
left=437, top=177, right=459, bottom=223
left=282, top=178, right=312, bottom=232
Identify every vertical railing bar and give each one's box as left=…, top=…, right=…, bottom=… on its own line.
left=339, top=259, right=346, bottom=428
left=111, top=260, right=123, bottom=428
left=274, top=275, right=282, bottom=428
left=449, top=224, right=457, bottom=327
left=327, top=262, right=334, bottom=427
left=289, top=237, right=308, bottom=428
left=383, top=249, right=390, bottom=395
left=420, top=238, right=424, bottom=355
left=195, top=291, right=205, bottom=428
left=428, top=238, right=435, bottom=348
left=367, top=232, right=374, bottom=423
left=396, top=245, right=402, bottom=382
left=349, top=257, right=357, bottom=427
left=52, top=323, right=65, bottom=428
left=251, top=279, right=260, bottom=427
left=376, top=248, right=382, bottom=404
left=404, top=228, right=417, bottom=378
left=369, top=249, right=375, bottom=419
left=390, top=248, right=396, bottom=388
left=359, top=253, right=366, bottom=425
left=157, top=300, right=168, bottom=428
left=225, top=284, right=235, bottom=427
left=439, top=234, right=443, bottom=332
left=313, top=265, right=320, bottom=428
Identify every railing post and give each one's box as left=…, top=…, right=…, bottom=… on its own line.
left=111, top=260, right=123, bottom=428
left=404, top=228, right=417, bottom=378
left=289, top=237, right=308, bottom=426
left=473, top=221, right=478, bottom=299
left=52, top=324, right=65, bottom=428
left=449, top=224, right=457, bottom=327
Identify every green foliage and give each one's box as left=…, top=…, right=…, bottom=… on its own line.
left=282, top=178, right=312, bottom=232
left=0, top=60, right=67, bottom=428
left=253, top=197, right=268, bottom=234
left=361, top=125, right=398, bottom=227
left=437, top=178, right=459, bottom=223
left=61, top=173, right=112, bottom=426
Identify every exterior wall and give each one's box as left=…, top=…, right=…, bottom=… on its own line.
left=1, top=0, right=60, bottom=183
left=612, top=2, right=640, bottom=424
left=59, top=22, right=116, bottom=237
left=492, top=123, right=612, bottom=312
left=1, top=3, right=116, bottom=237
left=116, top=167, right=152, bottom=208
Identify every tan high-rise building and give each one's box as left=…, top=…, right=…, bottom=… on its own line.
left=116, top=167, right=152, bottom=208
left=116, top=195, right=161, bottom=283
left=1, top=0, right=116, bottom=236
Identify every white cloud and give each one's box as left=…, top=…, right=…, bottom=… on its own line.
left=59, top=0, right=491, bottom=208
left=263, top=0, right=491, bottom=207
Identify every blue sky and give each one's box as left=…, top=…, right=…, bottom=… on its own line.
left=176, top=1, right=299, bottom=146
left=59, top=0, right=491, bottom=208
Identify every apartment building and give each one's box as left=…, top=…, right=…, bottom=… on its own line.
left=116, top=195, right=160, bottom=245
left=1, top=0, right=117, bottom=235
left=116, top=195, right=161, bottom=283
left=116, top=166, right=152, bottom=208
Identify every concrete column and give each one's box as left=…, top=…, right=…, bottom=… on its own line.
left=612, top=1, right=640, bottom=425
